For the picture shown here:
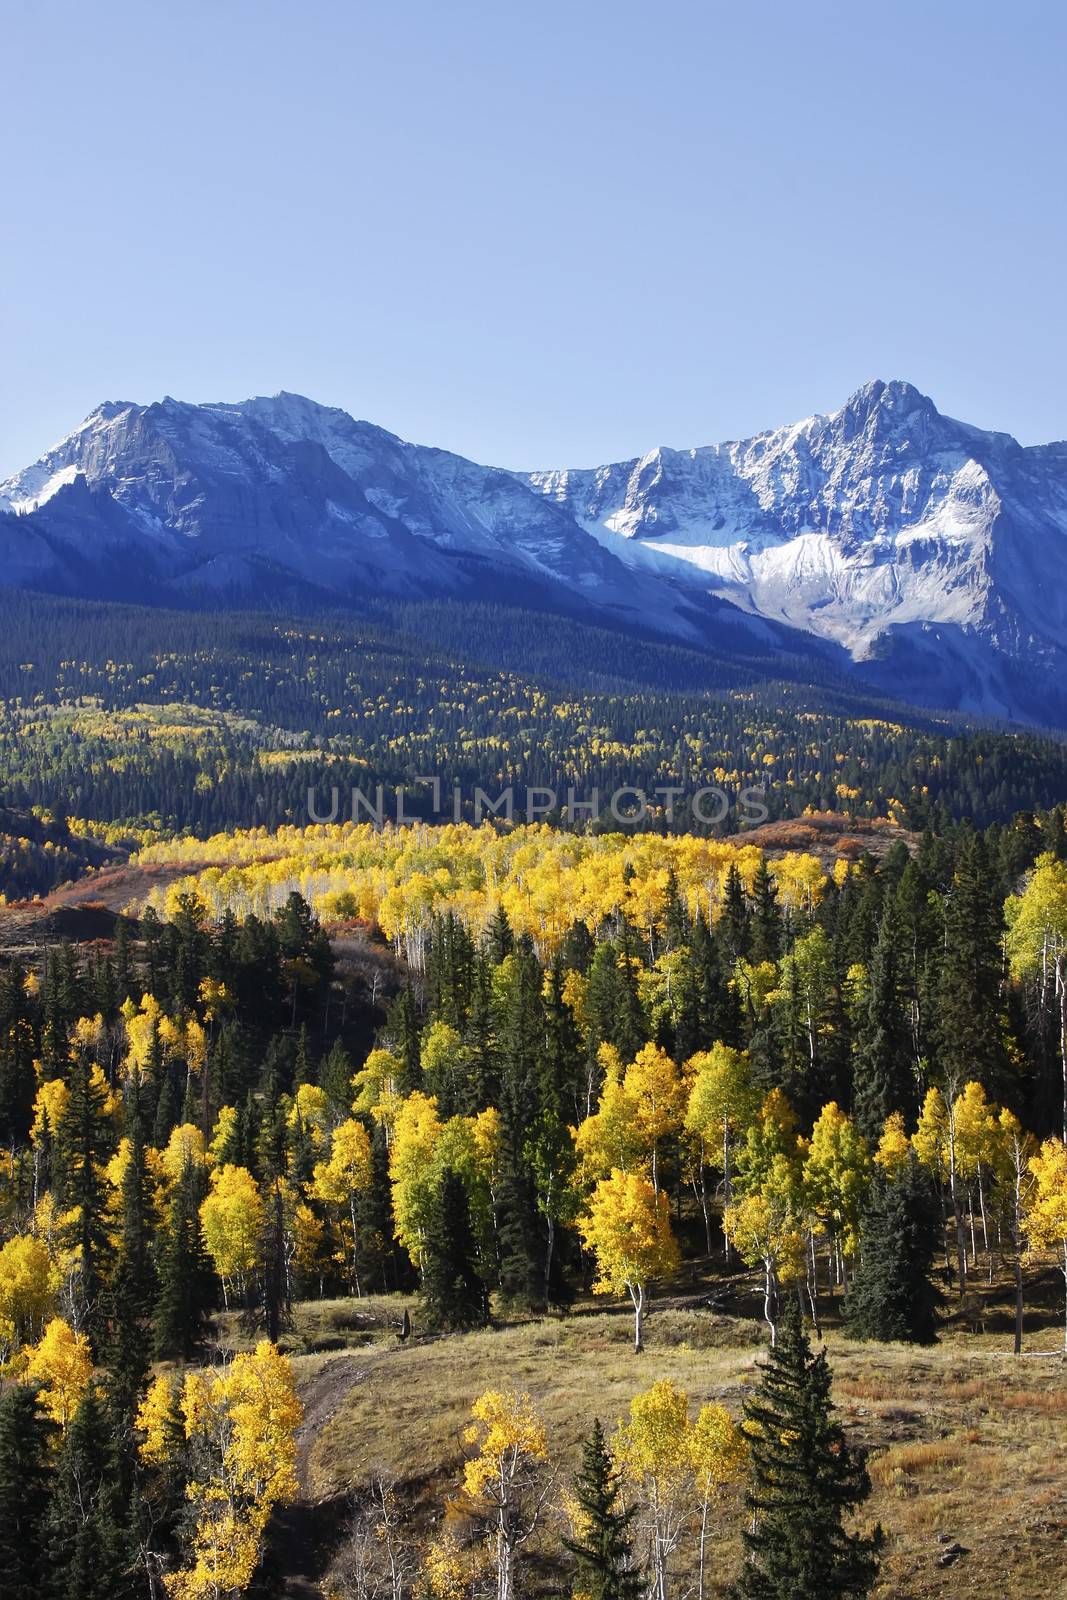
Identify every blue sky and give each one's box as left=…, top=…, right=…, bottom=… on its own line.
left=2, top=0, right=1065, bottom=477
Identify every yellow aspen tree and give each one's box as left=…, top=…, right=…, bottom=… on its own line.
left=351, top=1046, right=402, bottom=1118
left=873, top=1111, right=911, bottom=1177
left=462, top=1390, right=549, bottom=1600
left=1005, top=854, right=1067, bottom=1140
left=801, top=1102, right=870, bottom=1292
left=573, top=1046, right=645, bottom=1187
left=685, top=1044, right=759, bottom=1257
left=578, top=1169, right=680, bottom=1351
left=199, top=1164, right=264, bottom=1308
left=24, top=1315, right=92, bottom=1427
left=0, top=1232, right=57, bottom=1362
left=31, top=1076, right=70, bottom=1148
left=614, top=1378, right=693, bottom=1600
left=690, top=1403, right=746, bottom=1600
left=311, top=1117, right=375, bottom=1293
left=386, top=1092, right=444, bottom=1267
left=135, top=1373, right=183, bottom=1467
left=121, top=994, right=165, bottom=1081
left=952, top=1081, right=999, bottom=1264
left=623, top=1043, right=686, bottom=1193
left=160, top=1123, right=208, bottom=1189
left=207, top=1105, right=240, bottom=1167
left=287, top=1083, right=329, bottom=1154
left=723, top=1153, right=806, bottom=1345
left=912, top=1084, right=968, bottom=1294
left=1025, top=1139, right=1067, bottom=1352
left=417, top=1534, right=477, bottom=1600
left=166, top=1341, right=302, bottom=1600
left=991, top=1107, right=1036, bottom=1354
left=289, top=1198, right=328, bottom=1298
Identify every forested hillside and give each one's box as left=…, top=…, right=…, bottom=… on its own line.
left=4, top=812, right=1067, bottom=1596
left=3, top=591, right=1067, bottom=905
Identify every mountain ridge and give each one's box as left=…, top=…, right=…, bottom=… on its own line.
left=4, top=381, right=1067, bottom=725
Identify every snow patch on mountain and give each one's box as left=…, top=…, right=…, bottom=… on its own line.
left=523, top=380, right=1056, bottom=662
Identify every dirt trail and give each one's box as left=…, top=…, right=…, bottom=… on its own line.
left=259, top=1353, right=378, bottom=1599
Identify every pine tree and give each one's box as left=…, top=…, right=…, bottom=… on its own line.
left=354, top=1120, right=400, bottom=1293
left=293, top=1023, right=313, bottom=1087
left=496, top=938, right=547, bottom=1307
left=844, top=1159, right=941, bottom=1345
left=321, top=1037, right=354, bottom=1117
left=721, top=865, right=751, bottom=964
left=0, top=1383, right=54, bottom=1600
left=56, top=1054, right=114, bottom=1346
left=421, top=1166, right=486, bottom=1329
left=463, top=956, right=500, bottom=1112
left=851, top=912, right=915, bottom=1142
left=485, top=903, right=515, bottom=965
left=112, top=916, right=134, bottom=1005
left=261, top=1178, right=288, bottom=1343
left=732, top=1299, right=883, bottom=1599
left=428, top=911, right=475, bottom=1027
left=675, top=911, right=732, bottom=1062
left=153, top=1158, right=213, bottom=1361
left=613, top=923, right=650, bottom=1064
left=662, top=867, right=691, bottom=952
left=750, top=859, right=782, bottom=964
left=107, top=1077, right=156, bottom=1409
left=585, top=940, right=625, bottom=1072
left=392, top=987, right=423, bottom=1097
left=561, top=917, right=595, bottom=974
left=563, top=1418, right=644, bottom=1600
left=46, top=1384, right=131, bottom=1600
left=151, top=1056, right=181, bottom=1148
left=936, top=830, right=1008, bottom=1096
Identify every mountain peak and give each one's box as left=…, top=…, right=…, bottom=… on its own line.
left=838, top=377, right=935, bottom=419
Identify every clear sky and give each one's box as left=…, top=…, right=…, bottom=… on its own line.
left=2, top=0, right=1065, bottom=478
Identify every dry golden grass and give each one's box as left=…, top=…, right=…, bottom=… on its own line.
left=287, top=1293, right=1067, bottom=1600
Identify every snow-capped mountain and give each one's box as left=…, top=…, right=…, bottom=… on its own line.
left=524, top=380, right=1067, bottom=722
left=0, top=393, right=670, bottom=618
left=4, top=381, right=1067, bottom=723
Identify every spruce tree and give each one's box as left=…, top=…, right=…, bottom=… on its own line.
left=392, top=987, right=423, bottom=1096
left=563, top=1418, right=644, bottom=1600
left=844, top=1159, right=941, bottom=1345
left=935, top=830, right=1007, bottom=1096
left=613, top=923, right=649, bottom=1063
left=662, top=867, right=691, bottom=952
left=496, top=938, right=547, bottom=1307
left=0, top=960, right=36, bottom=1145
left=851, top=912, right=915, bottom=1142
left=56, top=1054, right=114, bottom=1346
left=750, top=859, right=782, bottom=964
left=720, top=864, right=751, bottom=964
left=321, top=1038, right=354, bottom=1117
left=107, top=1076, right=157, bottom=1409
left=421, top=1166, right=486, bottom=1329
left=732, top=1299, right=883, bottom=1600
left=46, top=1384, right=131, bottom=1600
left=153, top=1157, right=213, bottom=1361
left=0, top=1383, right=54, bottom=1600
left=151, top=1057, right=181, bottom=1148
left=585, top=941, right=624, bottom=1072
left=561, top=917, right=595, bottom=974
left=485, top=903, right=515, bottom=965
left=463, top=956, right=500, bottom=1112
left=675, top=911, right=731, bottom=1062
